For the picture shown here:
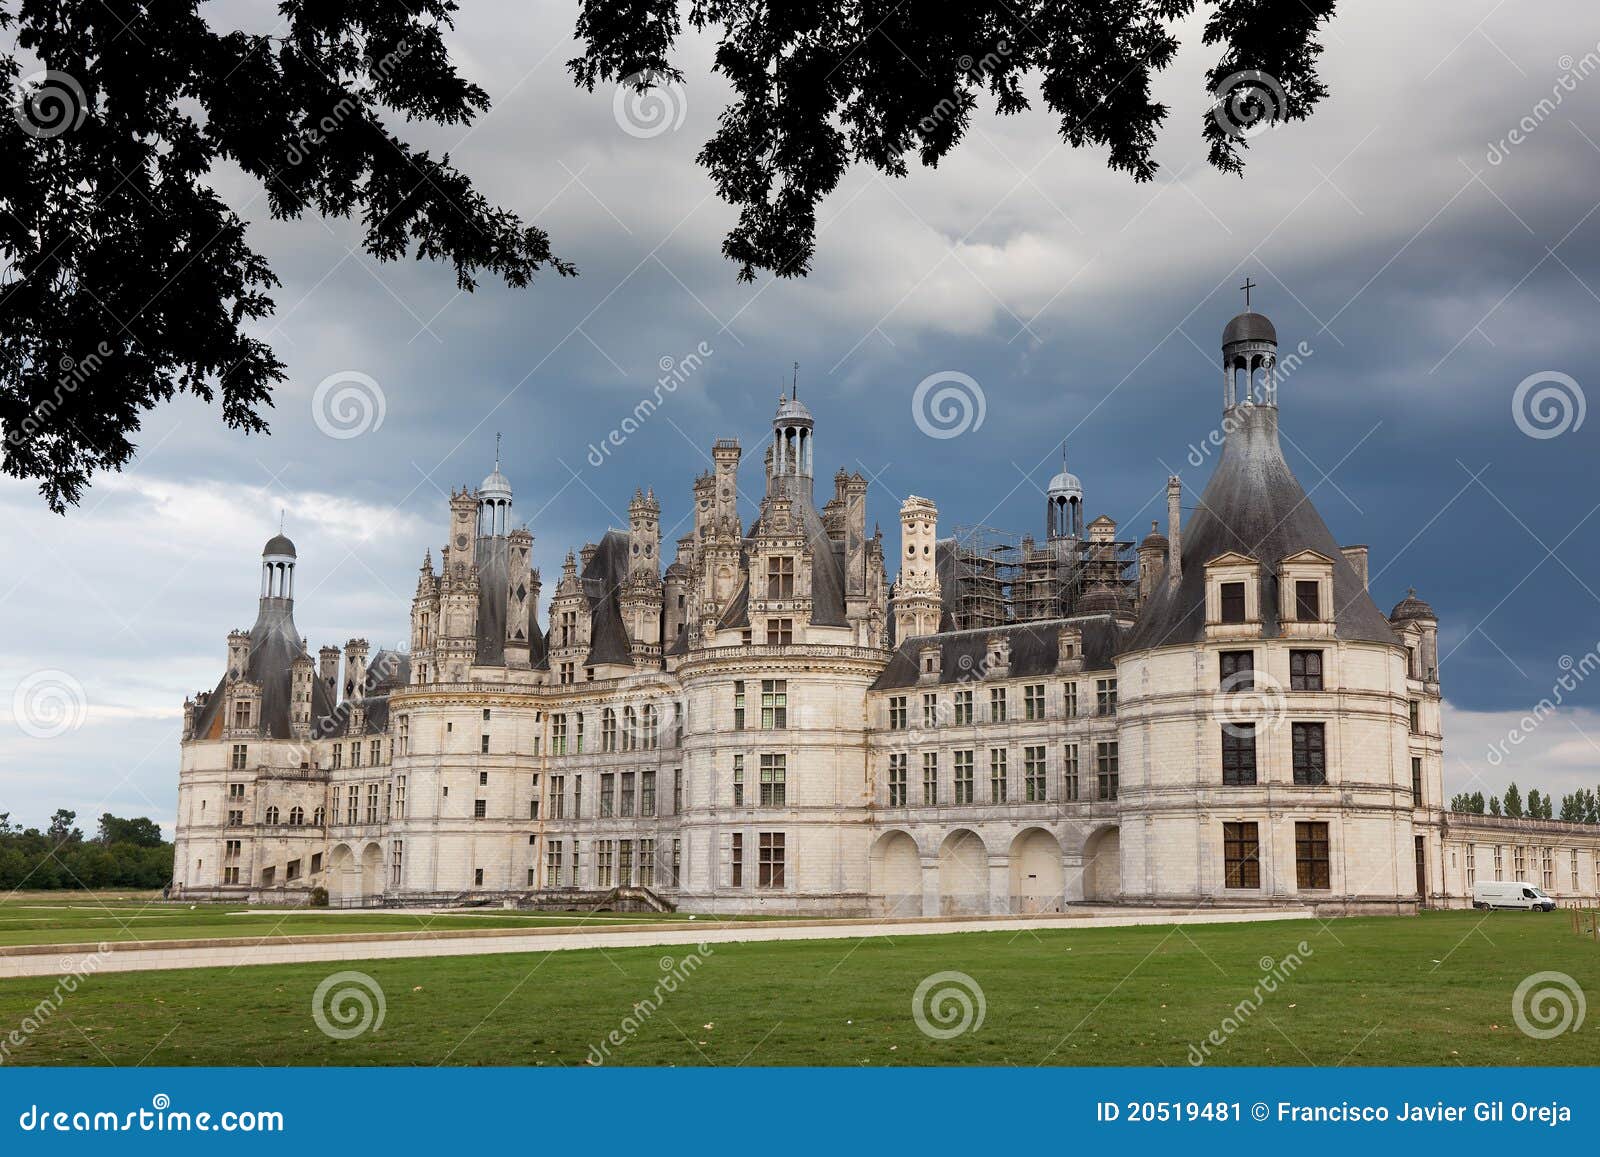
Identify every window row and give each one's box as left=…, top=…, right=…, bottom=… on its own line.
left=886, top=679, right=1117, bottom=730
left=884, top=743, right=1118, bottom=806
left=546, top=769, right=682, bottom=820
left=1223, top=821, right=1331, bottom=890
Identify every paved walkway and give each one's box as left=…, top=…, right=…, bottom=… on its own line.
left=0, top=907, right=1313, bottom=979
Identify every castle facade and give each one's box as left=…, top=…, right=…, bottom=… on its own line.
left=172, top=307, right=1600, bottom=914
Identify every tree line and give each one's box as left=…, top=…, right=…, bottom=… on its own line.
left=0, top=810, right=172, bottom=890
left=1448, top=783, right=1600, bottom=824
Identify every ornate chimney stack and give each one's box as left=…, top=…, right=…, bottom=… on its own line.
left=1166, top=476, right=1183, bottom=593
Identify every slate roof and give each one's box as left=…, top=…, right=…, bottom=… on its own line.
left=1125, top=402, right=1397, bottom=652
left=579, top=531, right=635, bottom=667
left=189, top=600, right=336, bottom=741
left=871, top=616, right=1126, bottom=691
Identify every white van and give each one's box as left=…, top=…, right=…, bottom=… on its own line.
left=1472, top=880, right=1556, bottom=911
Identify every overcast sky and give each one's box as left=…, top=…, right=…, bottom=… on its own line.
left=3, top=1, right=1598, bottom=832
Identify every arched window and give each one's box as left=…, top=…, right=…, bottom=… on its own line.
left=265, top=806, right=280, bottom=825
left=313, top=806, right=326, bottom=826
left=622, top=706, right=637, bottom=751
left=289, top=806, right=304, bottom=826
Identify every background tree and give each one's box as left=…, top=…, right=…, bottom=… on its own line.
left=5, top=0, right=1338, bottom=511
left=1502, top=782, right=1523, bottom=818
left=1, top=1, right=573, bottom=512
left=46, top=807, right=80, bottom=843
left=95, top=813, right=164, bottom=848
left=1526, top=787, right=1543, bottom=819
left=1489, top=795, right=1502, bottom=816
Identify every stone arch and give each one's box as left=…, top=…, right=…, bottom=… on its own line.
left=1009, top=827, right=1064, bottom=914
left=1082, top=825, right=1121, bottom=903
left=869, top=830, right=923, bottom=917
left=327, top=843, right=358, bottom=906
left=938, top=829, right=989, bottom=916
left=360, top=842, right=385, bottom=902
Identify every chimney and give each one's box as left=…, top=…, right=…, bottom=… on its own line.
left=1342, top=545, right=1369, bottom=591
left=227, top=630, right=251, bottom=680
left=1166, top=476, right=1183, bottom=592
left=343, top=638, right=369, bottom=700
left=318, top=645, right=340, bottom=700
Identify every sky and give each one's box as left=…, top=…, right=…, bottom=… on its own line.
left=2, top=0, right=1598, bottom=832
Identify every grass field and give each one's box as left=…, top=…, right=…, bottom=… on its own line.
left=0, top=896, right=749, bottom=948
left=0, top=910, right=1595, bottom=1066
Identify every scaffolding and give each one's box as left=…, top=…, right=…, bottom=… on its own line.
left=947, top=522, right=1138, bottom=630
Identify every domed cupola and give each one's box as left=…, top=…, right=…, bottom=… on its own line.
left=1046, top=443, right=1084, bottom=540
left=478, top=436, right=512, bottom=537
left=771, top=384, right=816, bottom=492
left=1222, top=276, right=1278, bottom=410
left=260, top=530, right=297, bottom=602
left=1389, top=587, right=1437, bottom=623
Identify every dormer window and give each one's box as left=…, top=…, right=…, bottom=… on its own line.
left=1220, top=582, right=1247, bottom=624
left=766, top=556, right=795, bottom=600
left=1294, top=580, right=1321, bottom=621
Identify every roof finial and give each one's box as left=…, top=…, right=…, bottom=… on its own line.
left=1240, top=275, right=1257, bottom=311
left=279, top=508, right=285, bottom=533
left=792, top=360, right=799, bottom=399
left=1061, top=440, right=1068, bottom=470
left=495, top=431, right=501, bottom=467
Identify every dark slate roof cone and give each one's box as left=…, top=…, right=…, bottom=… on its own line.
left=1126, top=300, right=1396, bottom=651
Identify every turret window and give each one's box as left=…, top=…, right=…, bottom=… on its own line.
left=1294, top=580, right=1322, bottom=621
left=1221, top=725, right=1257, bottom=785
left=923, top=753, right=939, bottom=805
left=1224, top=823, right=1261, bottom=889
left=767, top=556, right=795, bottom=599
left=766, top=618, right=794, bottom=645
left=1219, top=651, right=1254, bottom=691
left=1291, top=723, right=1326, bottom=785
left=1220, top=582, right=1247, bottom=624
left=230, top=745, right=248, bottom=770
left=761, top=681, right=788, bottom=729
left=1289, top=650, right=1323, bottom=691
left=232, top=701, right=252, bottom=729
left=759, top=754, right=786, bottom=806
left=888, top=758, right=907, bottom=806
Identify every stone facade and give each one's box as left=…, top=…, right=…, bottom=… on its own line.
left=172, top=309, right=1600, bottom=915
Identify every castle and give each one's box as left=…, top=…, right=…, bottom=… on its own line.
left=172, top=305, right=1600, bottom=914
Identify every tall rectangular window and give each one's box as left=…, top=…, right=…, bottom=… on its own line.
left=620, top=771, right=636, bottom=817
left=641, top=770, right=656, bottom=817
left=989, top=748, right=1008, bottom=803
left=1408, top=700, right=1420, bottom=733
left=1219, top=650, right=1254, bottom=691
left=1411, top=756, right=1422, bottom=800
left=733, top=754, right=745, bottom=806
left=367, top=783, right=379, bottom=823
left=922, top=693, right=939, bottom=730
left=888, top=755, right=907, bottom=807
left=1062, top=682, right=1078, bottom=718
left=1222, top=725, right=1257, bottom=785
left=1465, top=844, right=1475, bottom=886
left=758, top=832, right=785, bottom=888
left=1291, top=722, right=1326, bottom=786
left=1096, top=678, right=1118, bottom=716
left=600, top=773, right=615, bottom=817
left=1024, top=684, right=1045, bottom=721
left=1224, top=822, right=1261, bottom=888
left=1289, top=649, right=1323, bottom=691
left=570, top=841, right=581, bottom=887
left=673, top=768, right=682, bottom=814
left=551, top=713, right=567, bottom=756
left=766, top=618, right=793, bottom=645
left=761, top=680, right=788, bottom=729
left=639, top=839, right=655, bottom=888
left=731, top=833, right=743, bottom=887
left=1095, top=742, right=1119, bottom=801
left=602, top=708, right=617, bottom=752
left=1220, top=581, right=1247, bottom=624
left=733, top=681, right=746, bottom=730
left=391, top=839, right=403, bottom=886
left=759, top=754, right=786, bottom=806
left=766, top=555, right=795, bottom=599
left=954, top=750, right=974, bottom=804
left=550, top=775, right=565, bottom=819
left=922, top=753, right=938, bottom=806
left=1063, top=744, right=1080, bottom=801
left=230, top=744, right=248, bottom=770
left=1295, top=821, right=1330, bottom=888
left=990, top=687, right=1007, bottom=722
left=1024, top=746, right=1046, bottom=802
left=954, top=689, right=973, bottom=725
left=888, top=696, right=907, bottom=730
left=619, top=840, right=633, bottom=887
left=596, top=840, right=614, bottom=888
left=1295, top=580, right=1321, bottom=621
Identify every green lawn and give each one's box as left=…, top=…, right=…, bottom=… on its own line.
left=0, top=896, right=745, bottom=947
left=0, top=911, right=1595, bottom=1066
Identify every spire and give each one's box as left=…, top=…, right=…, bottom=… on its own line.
left=1239, top=275, right=1256, bottom=311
